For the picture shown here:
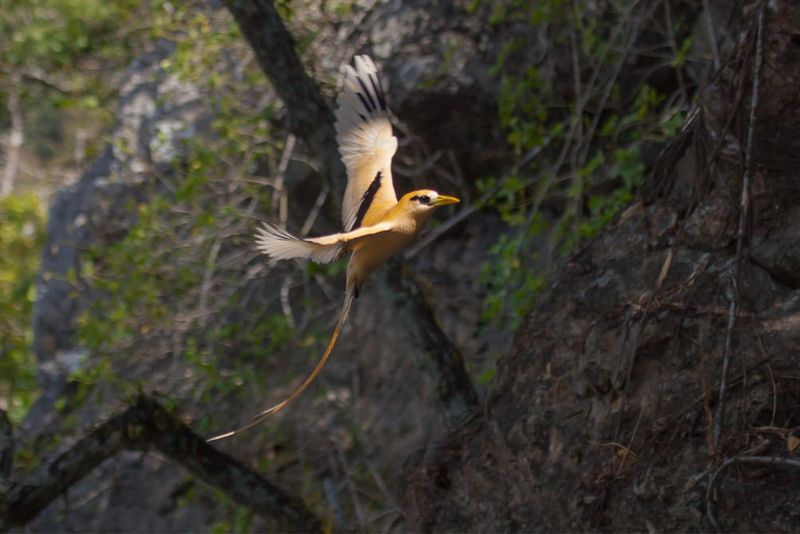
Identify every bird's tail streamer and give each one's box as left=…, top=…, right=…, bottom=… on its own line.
left=208, top=290, right=356, bottom=442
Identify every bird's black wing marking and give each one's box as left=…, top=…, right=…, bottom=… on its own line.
left=356, top=77, right=377, bottom=112
left=356, top=92, right=372, bottom=115
left=369, top=73, right=387, bottom=111
left=350, top=171, right=382, bottom=231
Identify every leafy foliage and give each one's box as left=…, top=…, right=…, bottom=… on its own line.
left=0, top=0, right=142, bottom=68
left=477, top=0, right=694, bottom=329
left=0, top=193, right=45, bottom=421
left=0, top=0, right=154, bottom=422
left=0, top=0, right=156, bottom=197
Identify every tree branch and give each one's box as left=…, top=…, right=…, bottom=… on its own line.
left=223, top=0, right=345, bottom=201
left=713, top=3, right=765, bottom=450
left=0, top=395, right=321, bottom=532
left=0, top=65, right=74, bottom=94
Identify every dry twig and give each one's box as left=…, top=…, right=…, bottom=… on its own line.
left=712, top=4, right=765, bottom=450
left=705, top=454, right=800, bottom=529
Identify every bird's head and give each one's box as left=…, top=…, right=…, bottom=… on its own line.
left=399, top=190, right=460, bottom=219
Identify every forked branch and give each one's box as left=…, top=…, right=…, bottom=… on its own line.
left=0, top=395, right=321, bottom=532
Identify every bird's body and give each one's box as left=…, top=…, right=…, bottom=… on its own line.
left=209, top=55, right=459, bottom=441
left=348, top=191, right=446, bottom=292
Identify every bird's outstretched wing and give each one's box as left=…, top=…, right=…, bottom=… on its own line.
left=254, top=221, right=394, bottom=263
left=335, top=55, right=398, bottom=232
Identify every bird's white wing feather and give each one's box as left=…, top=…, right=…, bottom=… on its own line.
left=255, top=221, right=395, bottom=264
left=335, top=55, right=398, bottom=232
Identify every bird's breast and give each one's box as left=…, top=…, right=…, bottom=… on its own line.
left=348, top=230, right=414, bottom=289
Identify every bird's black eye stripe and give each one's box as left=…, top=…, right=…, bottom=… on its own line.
left=410, top=195, right=431, bottom=204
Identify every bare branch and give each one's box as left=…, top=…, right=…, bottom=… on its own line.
left=273, top=133, right=296, bottom=226
left=0, top=65, right=74, bottom=94
left=0, top=395, right=321, bottom=532
left=713, top=4, right=765, bottom=450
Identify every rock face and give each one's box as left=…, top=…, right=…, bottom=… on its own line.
left=369, top=0, right=505, bottom=181
left=403, top=3, right=800, bottom=532
left=33, top=40, right=208, bottom=396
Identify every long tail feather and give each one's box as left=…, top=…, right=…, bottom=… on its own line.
left=208, top=290, right=356, bottom=442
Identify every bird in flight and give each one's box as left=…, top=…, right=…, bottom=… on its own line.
left=209, top=55, right=459, bottom=441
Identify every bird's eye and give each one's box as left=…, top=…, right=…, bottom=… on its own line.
left=418, top=195, right=430, bottom=204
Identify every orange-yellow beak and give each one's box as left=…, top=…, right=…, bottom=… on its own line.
left=431, top=195, right=460, bottom=207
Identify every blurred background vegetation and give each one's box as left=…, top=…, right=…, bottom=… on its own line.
left=0, top=192, right=44, bottom=421
left=0, top=0, right=149, bottom=421
left=1, top=0, right=713, bottom=529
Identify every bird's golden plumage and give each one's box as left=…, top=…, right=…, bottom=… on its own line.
left=209, top=56, right=459, bottom=441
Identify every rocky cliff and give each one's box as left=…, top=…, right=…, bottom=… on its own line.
left=403, top=3, right=800, bottom=531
